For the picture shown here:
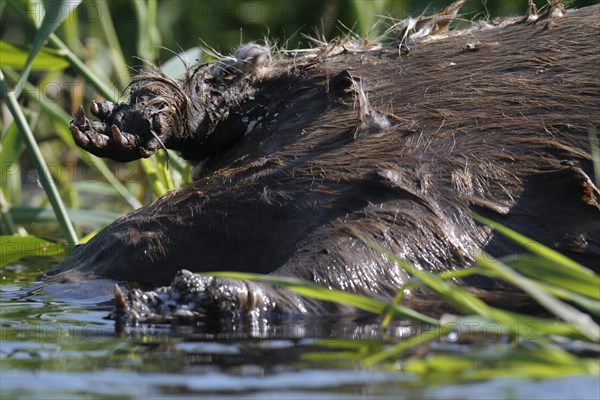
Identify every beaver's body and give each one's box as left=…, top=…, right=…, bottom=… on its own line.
left=49, top=4, right=600, bottom=321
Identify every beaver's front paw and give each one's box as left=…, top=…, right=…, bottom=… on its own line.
left=70, top=102, right=164, bottom=162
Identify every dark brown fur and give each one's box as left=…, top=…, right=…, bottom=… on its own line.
left=49, top=5, right=600, bottom=320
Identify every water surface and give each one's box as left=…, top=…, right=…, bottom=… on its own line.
left=1, top=262, right=598, bottom=399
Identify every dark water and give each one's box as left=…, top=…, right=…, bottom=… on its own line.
left=1, top=262, right=599, bottom=399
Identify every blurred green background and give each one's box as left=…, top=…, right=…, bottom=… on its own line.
left=3, top=1, right=599, bottom=69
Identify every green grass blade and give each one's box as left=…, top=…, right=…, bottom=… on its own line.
left=9, top=205, right=122, bottom=227
left=476, top=253, right=599, bottom=341
left=503, top=310, right=589, bottom=339
left=404, top=344, right=599, bottom=380
left=56, top=0, right=83, bottom=55
left=526, top=280, right=600, bottom=316
left=472, top=213, right=592, bottom=274
left=1, top=191, right=21, bottom=236
left=0, top=118, right=27, bottom=236
left=208, top=271, right=439, bottom=325
left=301, top=339, right=382, bottom=363
left=134, top=0, right=161, bottom=63
left=0, top=235, right=64, bottom=267
left=504, top=255, right=600, bottom=299
left=590, top=128, right=600, bottom=188
left=0, top=121, right=24, bottom=184
left=355, top=234, right=495, bottom=316
left=0, top=41, right=69, bottom=70
left=1, top=111, right=37, bottom=212
left=157, top=155, right=175, bottom=192
left=350, top=0, right=390, bottom=36
left=14, top=0, right=82, bottom=98
left=362, top=327, right=442, bottom=366
left=381, top=267, right=485, bottom=329
left=356, top=233, right=590, bottom=339
left=16, top=1, right=117, bottom=101
left=70, top=181, right=125, bottom=197
left=48, top=34, right=118, bottom=102
left=95, top=0, right=130, bottom=89
left=139, top=158, right=168, bottom=197
left=1, top=70, right=78, bottom=246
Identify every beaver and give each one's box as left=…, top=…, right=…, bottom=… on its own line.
left=47, top=3, right=600, bottom=322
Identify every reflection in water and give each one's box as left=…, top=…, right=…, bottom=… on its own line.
left=2, top=266, right=598, bottom=399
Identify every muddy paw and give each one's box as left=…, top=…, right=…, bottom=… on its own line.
left=70, top=102, right=165, bottom=162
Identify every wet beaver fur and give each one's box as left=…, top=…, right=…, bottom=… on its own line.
left=47, top=3, right=600, bottom=322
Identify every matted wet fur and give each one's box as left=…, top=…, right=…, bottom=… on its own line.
left=48, top=3, right=599, bottom=323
